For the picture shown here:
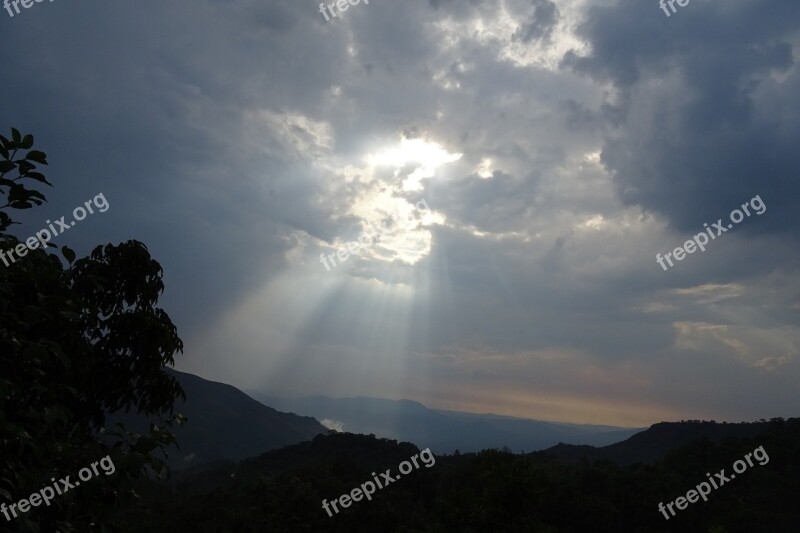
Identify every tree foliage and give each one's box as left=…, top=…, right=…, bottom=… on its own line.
left=0, top=128, right=186, bottom=531
left=116, top=421, right=800, bottom=532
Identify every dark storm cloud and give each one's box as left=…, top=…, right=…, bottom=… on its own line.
left=0, top=0, right=358, bottom=334
left=2, top=0, right=799, bottom=426
left=565, top=0, right=800, bottom=239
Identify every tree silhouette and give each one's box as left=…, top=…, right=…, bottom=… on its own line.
left=0, top=128, right=186, bottom=530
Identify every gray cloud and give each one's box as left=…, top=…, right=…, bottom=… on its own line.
left=566, top=0, right=800, bottom=240
left=2, top=0, right=799, bottom=426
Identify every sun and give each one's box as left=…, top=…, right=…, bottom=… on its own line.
left=368, top=138, right=462, bottom=191
left=329, top=138, right=460, bottom=265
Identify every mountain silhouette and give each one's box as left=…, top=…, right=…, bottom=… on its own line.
left=250, top=392, right=643, bottom=453
left=546, top=418, right=787, bottom=465
left=110, top=370, right=328, bottom=469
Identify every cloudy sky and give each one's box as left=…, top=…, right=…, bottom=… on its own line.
left=2, top=0, right=799, bottom=426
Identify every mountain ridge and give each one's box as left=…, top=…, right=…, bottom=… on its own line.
left=545, top=417, right=790, bottom=465
left=110, top=369, right=329, bottom=469
left=249, top=391, right=644, bottom=453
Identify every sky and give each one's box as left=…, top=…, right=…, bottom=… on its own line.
left=2, top=0, right=799, bottom=427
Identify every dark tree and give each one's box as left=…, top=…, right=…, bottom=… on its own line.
left=0, top=128, right=186, bottom=530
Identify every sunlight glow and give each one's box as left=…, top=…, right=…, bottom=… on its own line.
left=368, top=138, right=462, bottom=191
left=476, top=158, right=494, bottom=178
left=346, top=190, right=444, bottom=266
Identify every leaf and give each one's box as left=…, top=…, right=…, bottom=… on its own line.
left=62, top=246, right=76, bottom=265
left=16, top=160, right=34, bottom=174
left=25, top=150, right=47, bottom=164
left=28, top=189, right=46, bottom=201
left=26, top=172, right=52, bottom=186
left=20, top=134, right=33, bottom=149
left=8, top=186, right=46, bottom=206
left=0, top=160, right=14, bottom=173
left=0, top=212, right=11, bottom=231
left=10, top=128, right=21, bottom=143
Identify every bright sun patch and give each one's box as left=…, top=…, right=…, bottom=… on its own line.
left=321, top=137, right=459, bottom=266
left=368, top=138, right=462, bottom=191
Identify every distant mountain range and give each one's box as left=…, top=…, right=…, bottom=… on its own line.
left=110, top=370, right=793, bottom=477
left=545, top=418, right=788, bottom=465
left=111, top=370, right=328, bottom=469
left=248, top=393, right=644, bottom=453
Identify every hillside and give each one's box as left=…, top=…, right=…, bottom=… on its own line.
left=546, top=418, right=784, bottom=465
left=112, top=418, right=800, bottom=532
left=110, top=370, right=328, bottom=469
